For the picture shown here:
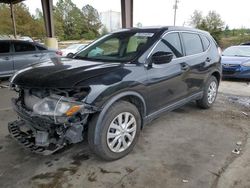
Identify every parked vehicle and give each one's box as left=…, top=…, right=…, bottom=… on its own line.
left=19, top=36, right=33, bottom=42
left=240, top=42, right=250, bottom=46
left=222, top=45, right=250, bottom=79
left=0, top=40, right=62, bottom=78
left=8, top=27, right=221, bottom=160
left=61, top=43, right=87, bottom=57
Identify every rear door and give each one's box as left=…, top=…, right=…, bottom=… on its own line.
left=12, top=41, right=42, bottom=71
left=180, top=32, right=208, bottom=95
left=0, top=41, right=14, bottom=77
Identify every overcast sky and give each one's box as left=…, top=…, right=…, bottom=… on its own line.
left=24, top=0, right=250, bottom=29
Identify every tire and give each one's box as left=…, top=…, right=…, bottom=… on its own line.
left=66, top=53, right=74, bottom=58
left=88, top=101, right=141, bottom=161
left=196, top=76, right=218, bottom=109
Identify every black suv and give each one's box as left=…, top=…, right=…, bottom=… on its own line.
left=8, top=27, right=221, bottom=160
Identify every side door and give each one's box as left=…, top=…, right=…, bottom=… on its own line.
left=12, top=41, right=42, bottom=71
left=180, top=32, right=209, bottom=95
left=145, top=32, right=189, bottom=114
left=0, top=41, right=14, bottom=77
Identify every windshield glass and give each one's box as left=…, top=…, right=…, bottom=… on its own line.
left=74, top=31, right=156, bottom=62
left=223, top=46, right=250, bottom=57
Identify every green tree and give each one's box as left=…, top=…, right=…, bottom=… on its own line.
left=189, top=10, right=203, bottom=28
left=32, top=8, right=45, bottom=38
left=55, top=0, right=87, bottom=40
left=100, top=26, right=109, bottom=36
left=82, top=4, right=102, bottom=39
left=0, top=3, right=44, bottom=38
left=0, top=4, right=12, bottom=35
left=190, top=10, right=225, bottom=43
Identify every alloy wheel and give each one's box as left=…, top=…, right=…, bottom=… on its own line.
left=107, top=112, right=137, bottom=153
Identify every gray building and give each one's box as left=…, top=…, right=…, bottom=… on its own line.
left=100, top=10, right=121, bottom=32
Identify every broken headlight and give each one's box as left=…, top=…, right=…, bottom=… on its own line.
left=33, top=97, right=83, bottom=117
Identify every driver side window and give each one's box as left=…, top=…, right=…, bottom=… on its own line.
left=151, top=32, right=183, bottom=59
left=151, top=41, right=176, bottom=59
left=162, top=33, right=183, bottom=58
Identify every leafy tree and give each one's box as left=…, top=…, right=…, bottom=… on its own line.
left=82, top=4, right=102, bottom=39
left=189, top=10, right=225, bottom=43
left=189, top=10, right=203, bottom=28
left=0, top=4, right=12, bottom=35
left=55, top=0, right=87, bottom=40
left=0, top=3, right=44, bottom=38
left=100, top=26, right=109, bottom=36
left=0, top=1, right=102, bottom=40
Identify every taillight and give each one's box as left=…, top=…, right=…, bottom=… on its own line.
left=56, top=50, right=63, bottom=56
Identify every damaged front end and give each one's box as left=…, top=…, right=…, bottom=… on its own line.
left=8, top=85, right=98, bottom=155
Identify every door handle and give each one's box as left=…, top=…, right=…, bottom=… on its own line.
left=33, top=54, right=39, bottom=57
left=181, top=63, right=189, bottom=71
left=3, top=57, right=10, bottom=60
left=206, top=57, right=211, bottom=62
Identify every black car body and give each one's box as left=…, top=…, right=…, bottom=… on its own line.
left=9, top=27, right=221, bottom=160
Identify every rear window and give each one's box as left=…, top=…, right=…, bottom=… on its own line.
left=200, top=35, right=210, bottom=51
left=14, top=42, right=36, bottom=52
left=0, top=41, right=10, bottom=53
left=182, top=33, right=203, bottom=55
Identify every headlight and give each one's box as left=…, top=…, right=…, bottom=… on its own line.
left=33, top=97, right=83, bottom=116
left=242, top=61, right=250, bottom=67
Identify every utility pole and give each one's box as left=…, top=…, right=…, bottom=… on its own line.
left=173, top=0, right=179, bottom=26
left=10, top=2, right=17, bottom=38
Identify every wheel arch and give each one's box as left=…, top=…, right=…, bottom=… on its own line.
left=211, top=71, right=221, bottom=84
left=91, top=91, right=147, bottom=145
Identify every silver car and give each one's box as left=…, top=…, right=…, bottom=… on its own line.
left=0, top=40, right=61, bottom=78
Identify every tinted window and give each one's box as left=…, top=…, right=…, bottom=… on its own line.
left=14, top=42, right=36, bottom=52
left=151, top=41, right=176, bottom=58
left=182, top=33, right=203, bottom=55
left=200, top=35, right=210, bottom=51
left=37, top=45, right=47, bottom=51
left=0, top=41, right=10, bottom=53
left=163, top=33, right=183, bottom=57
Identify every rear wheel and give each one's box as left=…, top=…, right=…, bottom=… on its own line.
left=88, top=101, right=141, bottom=160
left=196, top=76, right=218, bottom=109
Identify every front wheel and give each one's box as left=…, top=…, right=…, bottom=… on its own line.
left=88, top=101, right=141, bottom=161
left=196, top=76, right=218, bottom=109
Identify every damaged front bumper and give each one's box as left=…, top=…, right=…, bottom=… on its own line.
left=8, top=98, right=97, bottom=155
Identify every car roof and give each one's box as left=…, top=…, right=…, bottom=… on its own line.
left=227, top=45, right=250, bottom=48
left=0, top=39, right=47, bottom=48
left=112, top=26, right=210, bottom=35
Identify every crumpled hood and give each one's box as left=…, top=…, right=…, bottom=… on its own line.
left=10, top=57, right=122, bottom=88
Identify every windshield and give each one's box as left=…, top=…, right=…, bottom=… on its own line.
left=74, top=32, right=156, bottom=62
left=223, top=46, right=250, bottom=57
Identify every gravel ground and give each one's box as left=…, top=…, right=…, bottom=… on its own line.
left=0, top=80, right=249, bottom=188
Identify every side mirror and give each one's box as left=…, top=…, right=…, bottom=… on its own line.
left=66, top=53, right=75, bottom=58
left=151, top=51, right=173, bottom=64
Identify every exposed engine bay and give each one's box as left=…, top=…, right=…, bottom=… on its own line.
left=8, top=85, right=98, bottom=155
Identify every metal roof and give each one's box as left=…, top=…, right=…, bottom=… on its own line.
left=0, top=0, right=24, bottom=4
